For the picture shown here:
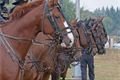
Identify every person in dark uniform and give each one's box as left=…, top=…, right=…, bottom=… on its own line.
left=0, top=0, right=9, bottom=20
left=0, top=14, right=5, bottom=22
left=0, top=0, right=28, bottom=21
left=80, top=48, right=95, bottom=80
left=10, top=0, right=28, bottom=13
left=12, top=0, right=28, bottom=5
left=0, top=0, right=9, bottom=7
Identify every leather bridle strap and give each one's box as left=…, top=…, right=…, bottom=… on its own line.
left=0, top=31, right=24, bottom=69
left=0, top=31, right=25, bottom=80
left=27, top=39, right=59, bottom=73
left=0, top=31, right=33, bottom=41
left=44, top=2, right=73, bottom=35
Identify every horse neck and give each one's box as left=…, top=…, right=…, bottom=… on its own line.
left=1, top=5, right=44, bottom=59
left=77, top=25, right=89, bottom=48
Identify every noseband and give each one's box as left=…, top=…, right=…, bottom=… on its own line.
left=41, top=2, right=73, bottom=36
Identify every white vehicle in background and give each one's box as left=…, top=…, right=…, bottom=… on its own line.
left=113, top=42, right=120, bottom=49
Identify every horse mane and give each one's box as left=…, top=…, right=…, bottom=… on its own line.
left=9, top=0, right=44, bottom=20
left=9, top=0, right=59, bottom=20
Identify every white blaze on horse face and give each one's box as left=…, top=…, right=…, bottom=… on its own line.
left=63, top=21, right=74, bottom=47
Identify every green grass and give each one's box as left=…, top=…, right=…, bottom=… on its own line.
left=66, top=48, right=120, bottom=80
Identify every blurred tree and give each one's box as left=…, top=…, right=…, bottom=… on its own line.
left=60, top=0, right=76, bottom=21
left=80, top=7, right=94, bottom=20
left=102, top=17, right=114, bottom=34
left=94, top=7, right=120, bottom=36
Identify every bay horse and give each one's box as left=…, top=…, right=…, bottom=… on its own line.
left=51, top=19, right=93, bottom=80
left=86, top=17, right=108, bottom=54
left=51, top=17, right=108, bottom=80
left=0, top=0, right=75, bottom=80
left=23, top=18, right=90, bottom=80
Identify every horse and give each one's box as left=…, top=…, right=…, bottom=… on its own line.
left=86, top=17, right=108, bottom=54
left=51, top=19, right=92, bottom=80
left=23, top=17, right=91, bottom=80
left=0, top=0, right=75, bottom=80
left=51, top=17, right=108, bottom=80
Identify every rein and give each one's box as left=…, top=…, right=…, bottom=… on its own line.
left=0, top=31, right=33, bottom=41
left=0, top=30, right=24, bottom=68
left=90, top=23, right=102, bottom=47
left=26, top=36, right=61, bottom=73
left=86, top=19, right=107, bottom=54
left=0, top=30, right=24, bottom=80
left=41, top=1, right=73, bottom=37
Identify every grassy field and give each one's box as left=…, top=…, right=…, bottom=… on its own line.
left=66, top=48, right=120, bottom=80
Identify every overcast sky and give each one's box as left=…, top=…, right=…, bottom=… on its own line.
left=72, top=0, right=120, bottom=11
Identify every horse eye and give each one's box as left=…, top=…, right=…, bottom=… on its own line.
left=55, top=16, right=60, bottom=19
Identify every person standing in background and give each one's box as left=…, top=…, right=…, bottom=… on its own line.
left=0, top=0, right=9, bottom=20
left=80, top=48, right=96, bottom=80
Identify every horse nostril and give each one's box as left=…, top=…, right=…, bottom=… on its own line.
left=69, top=39, right=72, bottom=43
left=98, top=48, right=106, bottom=54
left=66, top=39, right=71, bottom=46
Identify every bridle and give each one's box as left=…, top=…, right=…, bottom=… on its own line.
left=26, top=1, right=76, bottom=72
left=27, top=35, right=61, bottom=72
left=0, top=0, right=73, bottom=62
left=86, top=18, right=107, bottom=54
left=41, top=1, right=73, bottom=38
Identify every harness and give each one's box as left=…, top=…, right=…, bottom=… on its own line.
left=86, top=18, right=107, bottom=54
left=0, top=1, right=74, bottom=80
left=26, top=35, right=60, bottom=73
left=0, top=29, right=25, bottom=80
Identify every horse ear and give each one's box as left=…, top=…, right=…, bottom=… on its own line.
left=99, top=16, right=104, bottom=21
left=70, top=19, right=77, bottom=27
left=97, top=16, right=104, bottom=22
left=71, top=19, right=77, bottom=23
left=85, top=18, right=89, bottom=26
left=86, top=17, right=91, bottom=25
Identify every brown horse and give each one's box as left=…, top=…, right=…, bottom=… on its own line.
left=51, top=17, right=108, bottom=80
left=23, top=32, right=61, bottom=80
left=16, top=0, right=76, bottom=80
left=86, top=17, right=108, bottom=54
left=23, top=18, right=90, bottom=80
left=10, top=0, right=75, bottom=48
left=51, top=19, right=92, bottom=80
left=0, top=0, right=75, bottom=80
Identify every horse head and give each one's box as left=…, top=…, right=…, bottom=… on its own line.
left=8, top=0, right=75, bottom=48
left=43, top=0, right=75, bottom=48
left=86, top=17, right=108, bottom=54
